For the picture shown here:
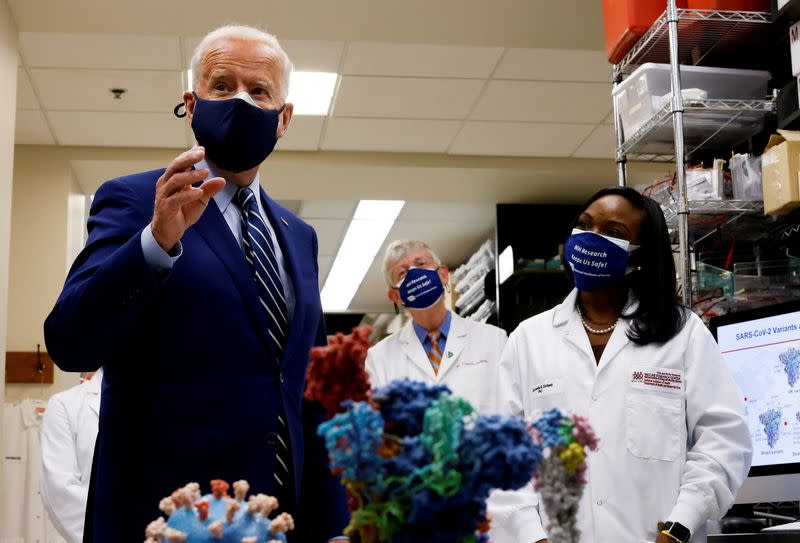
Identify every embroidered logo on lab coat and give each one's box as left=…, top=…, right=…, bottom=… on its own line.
left=630, top=367, right=683, bottom=393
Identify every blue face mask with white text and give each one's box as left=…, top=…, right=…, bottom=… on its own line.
left=396, top=267, right=445, bottom=309
left=563, top=229, right=639, bottom=292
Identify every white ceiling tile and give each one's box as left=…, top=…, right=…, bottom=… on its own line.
left=385, top=219, right=495, bottom=266
left=450, top=121, right=594, bottom=157
left=604, top=110, right=615, bottom=125
left=49, top=111, right=186, bottom=147
left=322, top=118, right=461, bottom=153
left=471, top=80, right=611, bottom=124
left=494, top=48, right=610, bottom=82
left=399, top=202, right=495, bottom=223
left=183, top=37, right=344, bottom=73
left=282, top=40, right=345, bottom=72
left=274, top=199, right=303, bottom=215
left=343, top=43, right=502, bottom=78
left=16, top=69, right=39, bottom=110
left=20, top=32, right=182, bottom=70
left=317, top=256, right=333, bottom=287
left=71, top=159, right=169, bottom=195
left=572, top=124, right=615, bottom=159
left=333, top=76, right=484, bottom=119
left=304, top=218, right=348, bottom=257
left=300, top=200, right=357, bottom=219
left=182, top=37, right=200, bottom=69
left=348, top=258, right=392, bottom=311
left=14, top=110, right=54, bottom=144
left=30, top=69, right=183, bottom=112
left=276, top=116, right=324, bottom=151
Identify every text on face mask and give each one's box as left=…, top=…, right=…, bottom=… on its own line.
left=570, top=252, right=609, bottom=269
left=405, top=276, right=432, bottom=294
left=574, top=244, right=608, bottom=259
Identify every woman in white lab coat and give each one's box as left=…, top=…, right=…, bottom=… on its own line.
left=366, top=240, right=507, bottom=414
left=494, top=187, right=752, bottom=543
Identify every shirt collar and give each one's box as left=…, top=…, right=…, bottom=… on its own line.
left=412, top=310, right=452, bottom=344
left=195, top=158, right=261, bottom=215
left=20, top=398, right=47, bottom=429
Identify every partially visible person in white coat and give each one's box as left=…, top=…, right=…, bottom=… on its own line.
left=40, top=368, right=102, bottom=543
left=493, top=187, right=752, bottom=543
left=365, top=240, right=507, bottom=414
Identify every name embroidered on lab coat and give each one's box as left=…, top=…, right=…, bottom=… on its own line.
left=531, top=379, right=563, bottom=397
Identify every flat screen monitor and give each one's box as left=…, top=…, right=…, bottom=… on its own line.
left=709, top=301, right=800, bottom=503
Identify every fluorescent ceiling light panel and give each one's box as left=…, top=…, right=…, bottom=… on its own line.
left=186, top=69, right=193, bottom=92
left=287, top=71, right=338, bottom=116
left=321, top=200, right=405, bottom=312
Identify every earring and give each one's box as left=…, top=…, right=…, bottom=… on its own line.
left=445, top=283, right=451, bottom=293
left=394, top=303, right=400, bottom=315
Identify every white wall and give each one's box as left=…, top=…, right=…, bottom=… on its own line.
left=5, top=145, right=81, bottom=402
left=0, top=0, right=18, bottom=400
left=0, top=0, right=18, bottom=528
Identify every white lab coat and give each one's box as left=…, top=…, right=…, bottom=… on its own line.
left=365, top=312, right=507, bottom=414
left=1, top=399, right=67, bottom=543
left=39, top=369, right=102, bottom=543
left=492, top=289, right=753, bottom=543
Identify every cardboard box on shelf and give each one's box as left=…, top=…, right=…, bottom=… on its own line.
left=791, top=21, right=800, bottom=75
left=762, top=130, right=800, bottom=215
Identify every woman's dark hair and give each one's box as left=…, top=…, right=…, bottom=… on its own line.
left=564, top=186, right=687, bottom=345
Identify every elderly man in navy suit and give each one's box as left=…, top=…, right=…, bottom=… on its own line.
left=45, top=25, right=348, bottom=543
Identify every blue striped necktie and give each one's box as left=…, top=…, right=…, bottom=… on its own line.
left=234, top=186, right=292, bottom=491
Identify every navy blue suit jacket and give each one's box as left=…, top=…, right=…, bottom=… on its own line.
left=44, top=168, right=348, bottom=542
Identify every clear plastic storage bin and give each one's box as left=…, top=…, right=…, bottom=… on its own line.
left=613, top=63, right=771, bottom=141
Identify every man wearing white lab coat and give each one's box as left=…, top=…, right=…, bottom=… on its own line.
left=493, top=289, right=752, bottom=542
left=39, top=369, right=102, bottom=543
left=365, top=240, right=507, bottom=414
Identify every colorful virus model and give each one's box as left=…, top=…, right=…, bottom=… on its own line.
left=316, top=380, right=542, bottom=543
left=143, top=480, right=294, bottom=543
left=304, top=327, right=598, bottom=543
left=528, top=408, right=599, bottom=543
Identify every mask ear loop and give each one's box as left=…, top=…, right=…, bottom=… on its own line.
left=174, top=92, right=199, bottom=118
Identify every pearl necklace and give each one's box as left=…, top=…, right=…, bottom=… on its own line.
left=576, top=304, right=618, bottom=335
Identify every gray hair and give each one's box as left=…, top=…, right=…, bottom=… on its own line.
left=190, top=25, right=294, bottom=101
left=382, top=240, right=442, bottom=287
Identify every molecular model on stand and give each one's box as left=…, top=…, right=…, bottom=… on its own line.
left=305, top=327, right=600, bottom=543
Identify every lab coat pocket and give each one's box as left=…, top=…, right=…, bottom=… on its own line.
left=529, top=378, right=566, bottom=411
left=626, top=393, right=682, bottom=461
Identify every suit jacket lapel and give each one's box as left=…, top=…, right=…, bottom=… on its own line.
left=192, top=199, right=273, bottom=354
left=260, top=189, right=306, bottom=369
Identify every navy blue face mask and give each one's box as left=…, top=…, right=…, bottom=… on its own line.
left=395, top=267, right=445, bottom=310
left=563, top=229, right=640, bottom=292
left=188, top=92, right=285, bottom=173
